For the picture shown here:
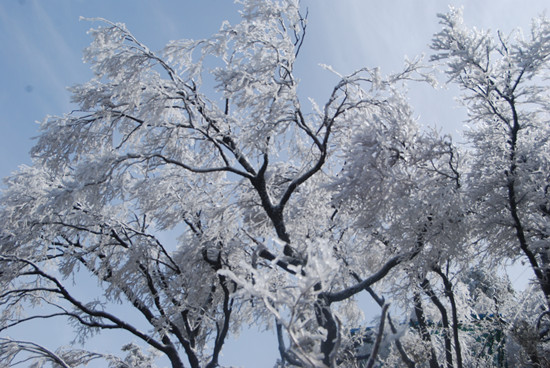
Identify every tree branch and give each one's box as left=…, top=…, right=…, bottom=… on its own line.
left=365, top=304, right=389, bottom=368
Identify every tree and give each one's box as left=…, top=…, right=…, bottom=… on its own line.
left=432, top=6, right=550, bottom=304
left=1, top=1, right=550, bottom=367
left=430, top=8, right=550, bottom=365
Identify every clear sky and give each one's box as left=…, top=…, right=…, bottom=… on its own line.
left=0, top=1, right=548, bottom=367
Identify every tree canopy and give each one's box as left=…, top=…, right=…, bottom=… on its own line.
left=1, top=1, right=550, bottom=367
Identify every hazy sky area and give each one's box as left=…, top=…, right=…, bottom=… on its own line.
left=0, top=1, right=549, bottom=367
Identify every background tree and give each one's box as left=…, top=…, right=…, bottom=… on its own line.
left=430, top=7, right=550, bottom=365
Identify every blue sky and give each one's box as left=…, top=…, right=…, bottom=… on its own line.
left=2, top=0, right=549, bottom=179
left=0, top=0, right=548, bottom=366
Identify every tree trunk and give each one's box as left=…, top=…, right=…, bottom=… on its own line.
left=413, top=292, right=440, bottom=368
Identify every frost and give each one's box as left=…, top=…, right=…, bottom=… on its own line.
left=2, top=1, right=550, bottom=367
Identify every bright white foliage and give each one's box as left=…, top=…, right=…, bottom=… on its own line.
left=2, top=2, right=550, bottom=368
